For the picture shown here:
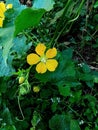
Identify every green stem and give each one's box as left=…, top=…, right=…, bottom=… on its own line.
left=18, top=96, right=25, bottom=120
left=31, top=33, right=40, bottom=43
left=50, top=0, right=85, bottom=47
left=54, top=15, right=79, bottom=45
left=50, top=0, right=72, bottom=47
left=23, top=31, right=35, bottom=42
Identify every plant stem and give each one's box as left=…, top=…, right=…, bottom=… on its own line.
left=23, top=31, right=35, bottom=42
left=49, top=0, right=72, bottom=47
left=50, top=0, right=85, bottom=47
left=18, top=96, right=25, bottom=120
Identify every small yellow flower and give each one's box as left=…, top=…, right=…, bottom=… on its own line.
left=0, top=2, right=13, bottom=27
left=33, top=86, right=40, bottom=93
left=6, top=4, right=13, bottom=9
left=27, top=43, right=58, bottom=74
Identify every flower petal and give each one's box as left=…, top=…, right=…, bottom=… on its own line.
left=46, top=59, right=58, bottom=72
left=46, top=48, right=57, bottom=58
left=0, top=8, right=5, bottom=18
left=27, top=53, right=40, bottom=65
left=6, top=4, right=13, bottom=9
left=0, top=2, right=6, bottom=12
left=0, top=18, right=3, bottom=27
left=36, top=62, right=47, bottom=73
left=35, top=43, right=46, bottom=56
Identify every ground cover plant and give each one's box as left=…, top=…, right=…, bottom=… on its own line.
left=0, top=0, right=98, bottom=130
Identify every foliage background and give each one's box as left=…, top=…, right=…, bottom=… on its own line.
left=0, top=0, right=98, bottom=130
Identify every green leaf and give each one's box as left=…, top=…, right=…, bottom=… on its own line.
left=92, top=71, right=98, bottom=83
left=78, top=73, right=93, bottom=81
left=14, top=8, right=45, bottom=36
left=86, top=81, right=94, bottom=88
left=69, top=90, right=82, bottom=103
left=2, top=108, right=13, bottom=125
left=36, top=48, right=75, bottom=83
left=0, top=78, right=7, bottom=93
left=15, top=120, right=29, bottom=130
left=94, top=76, right=98, bottom=83
left=0, top=26, right=14, bottom=64
left=94, top=1, right=98, bottom=8
left=82, top=63, right=91, bottom=73
left=50, top=8, right=64, bottom=25
left=0, top=51, right=15, bottom=77
left=33, top=0, right=55, bottom=11
left=85, top=127, right=90, bottom=130
left=31, top=111, right=41, bottom=127
left=93, top=14, right=98, bottom=22
left=12, top=35, right=32, bottom=58
left=51, top=98, right=59, bottom=112
left=49, top=114, right=70, bottom=130
left=70, top=120, right=81, bottom=130
left=0, top=125, right=16, bottom=130
left=58, top=85, right=70, bottom=97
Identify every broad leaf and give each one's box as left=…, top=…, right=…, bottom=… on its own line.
left=0, top=49, right=15, bottom=77
left=70, top=120, right=81, bottom=130
left=58, top=85, right=70, bottom=97
left=0, top=26, right=14, bottom=64
left=94, top=1, right=98, bottom=8
left=12, top=35, right=32, bottom=58
left=0, top=26, right=14, bottom=77
left=33, top=0, right=55, bottom=11
left=49, top=114, right=70, bottom=130
left=2, top=108, right=13, bottom=125
left=14, top=8, right=45, bottom=36
left=0, top=125, right=16, bottom=130
left=82, top=63, right=91, bottom=73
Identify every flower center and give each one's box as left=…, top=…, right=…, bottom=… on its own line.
left=40, top=55, right=47, bottom=63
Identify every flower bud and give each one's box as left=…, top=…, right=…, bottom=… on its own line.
left=19, top=77, right=25, bottom=84
left=33, top=86, right=40, bottom=93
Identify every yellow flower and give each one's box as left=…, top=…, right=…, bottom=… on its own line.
left=27, top=43, right=58, bottom=74
left=0, top=2, right=6, bottom=13
left=0, top=2, right=13, bottom=27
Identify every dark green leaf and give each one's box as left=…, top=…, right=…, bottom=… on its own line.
left=58, top=85, right=70, bottom=97
left=93, top=14, right=98, bottom=22
left=82, top=63, right=91, bottom=73
left=0, top=125, right=16, bottom=130
left=51, top=98, right=59, bottom=112
left=0, top=78, right=7, bottom=93
left=85, top=127, right=90, bottom=130
left=49, top=114, right=70, bottom=130
left=2, top=108, right=13, bottom=125
left=70, top=120, right=81, bottom=130
left=94, top=1, right=98, bottom=8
